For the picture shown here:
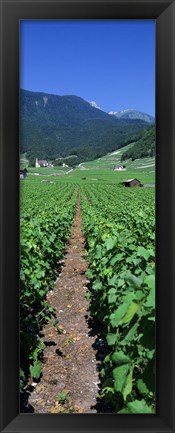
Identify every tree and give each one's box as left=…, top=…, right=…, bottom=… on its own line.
left=28, top=157, right=36, bottom=167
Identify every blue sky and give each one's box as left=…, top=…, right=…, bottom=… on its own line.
left=20, top=20, right=155, bottom=116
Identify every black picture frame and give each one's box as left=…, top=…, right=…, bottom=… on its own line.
left=0, top=0, right=175, bottom=432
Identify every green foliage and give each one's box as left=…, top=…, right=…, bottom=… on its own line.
left=121, top=126, right=155, bottom=161
left=20, top=182, right=78, bottom=385
left=81, top=183, right=155, bottom=413
left=20, top=368, right=25, bottom=389
left=113, top=363, right=130, bottom=392
left=28, top=157, right=36, bottom=167
left=57, top=390, right=69, bottom=404
left=30, top=360, right=42, bottom=380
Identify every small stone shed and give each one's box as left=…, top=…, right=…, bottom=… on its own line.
left=20, top=168, right=28, bottom=179
left=122, top=178, right=143, bottom=187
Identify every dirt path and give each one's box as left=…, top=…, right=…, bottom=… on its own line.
left=28, top=196, right=100, bottom=413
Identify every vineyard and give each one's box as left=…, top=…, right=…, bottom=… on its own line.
left=20, top=173, right=155, bottom=414
left=20, top=183, right=78, bottom=385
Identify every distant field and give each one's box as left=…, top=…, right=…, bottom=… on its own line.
left=22, top=167, right=155, bottom=185
left=27, top=166, right=71, bottom=175
left=68, top=168, right=155, bottom=184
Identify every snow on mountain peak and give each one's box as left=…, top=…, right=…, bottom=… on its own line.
left=108, top=109, right=135, bottom=115
left=88, top=101, right=102, bottom=110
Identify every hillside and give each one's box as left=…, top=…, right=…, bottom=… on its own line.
left=77, top=126, right=155, bottom=172
left=121, top=125, right=155, bottom=161
left=20, top=89, right=149, bottom=164
left=78, top=150, right=155, bottom=173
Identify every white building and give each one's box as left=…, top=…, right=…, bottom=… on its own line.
left=35, top=158, right=48, bottom=167
left=113, top=165, right=126, bottom=171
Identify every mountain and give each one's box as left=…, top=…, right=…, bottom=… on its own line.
left=108, top=109, right=155, bottom=124
left=20, top=89, right=149, bottom=164
left=121, top=125, right=155, bottom=161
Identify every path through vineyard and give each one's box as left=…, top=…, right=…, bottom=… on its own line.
left=28, top=196, right=100, bottom=413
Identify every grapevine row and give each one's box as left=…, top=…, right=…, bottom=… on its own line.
left=20, top=182, right=78, bottom=386
left=81, top=184, right=155, bottom=414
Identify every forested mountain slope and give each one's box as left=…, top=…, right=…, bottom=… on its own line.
left=20, top=89, right=149, bottom=163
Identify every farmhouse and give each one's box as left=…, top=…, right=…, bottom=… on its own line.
left=35, top=158, right=48, bottom=167
left=113, top=165, right=126, bottom=171
left=122, top=178, right=143, bottom=187
left=20, top=168, right=28, bottom=179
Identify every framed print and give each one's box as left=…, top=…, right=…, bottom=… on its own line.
left=0, top=0, right=175, bottom=432
left=19, top=18, right=156, bottom=417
